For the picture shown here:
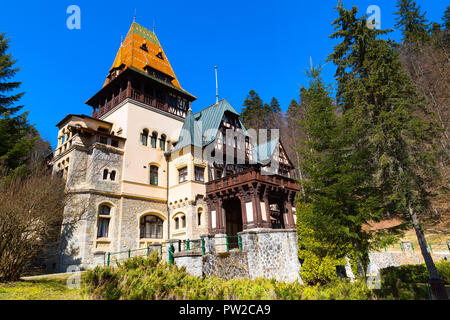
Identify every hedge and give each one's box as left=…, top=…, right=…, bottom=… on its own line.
left=82, top=252, right=374, bottom=300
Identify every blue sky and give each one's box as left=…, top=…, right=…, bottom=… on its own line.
left=0, top=0, right=447, bottom=148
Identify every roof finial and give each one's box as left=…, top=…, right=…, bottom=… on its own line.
left=215, top=66, right=219, bottom=104
left=310, top=56, right=313, bottom=71
left=133, top=8, right=136, bottom=23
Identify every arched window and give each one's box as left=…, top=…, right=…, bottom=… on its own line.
left=110, top=170, right=116, bottom=181
left=103, top=169, right=109, bottom=180
left=97, top=204, right=111, bottom=238
left=181, top=215, right=186, bottom=228
left=197, top=208, right=203, bottom=226
left=175, top=217, right=179, bottom=229
left=141, top=129, right=149, bottom=146
left=140, top=215, right=163, bottom=239
left=160, top=134, right=166, bottom=151
left=151, top=132, right=157, bottom=148
left=150, top=165, right=158, bottom=186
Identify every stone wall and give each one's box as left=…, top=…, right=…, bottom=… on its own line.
left=173, top=229, right=302, bottom=284
left=345, top=250, right=450, bottom=281
left=173, top=252, right=203, bottom=277
left=203, top=251, right=250, bottom=280
left=240, top=229, right=302, bottom=283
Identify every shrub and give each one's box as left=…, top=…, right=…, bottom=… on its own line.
left=82, top=252, right=374, bottom=300
left=377, top=260, right=450, bottom=299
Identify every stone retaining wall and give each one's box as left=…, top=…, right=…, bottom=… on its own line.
left=173, top=229, right=302, bottom=283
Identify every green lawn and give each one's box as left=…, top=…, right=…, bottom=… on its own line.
left=0, top=275, right=83, bottom=300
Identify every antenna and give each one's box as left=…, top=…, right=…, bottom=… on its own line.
left=310, top=56, right=313, bottom=71
left=215, top=66, right=219, bottom=104
left=133, top=9, right=136, bottom=23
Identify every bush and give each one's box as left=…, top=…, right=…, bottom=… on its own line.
left=377, top=260, right=450, bottom=300
left=82, top=252, right=374, bottom=300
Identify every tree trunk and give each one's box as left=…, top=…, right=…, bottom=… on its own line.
left=408, top=203, right=448, bottom=300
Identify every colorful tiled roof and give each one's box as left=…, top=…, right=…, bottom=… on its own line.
left=104, top=22, right=182, bottom=89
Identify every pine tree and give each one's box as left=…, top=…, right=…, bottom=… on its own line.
left=241, top=90, right=265, bottom=131
left=443, top=6, right=450, bottom=30
left=394, top=0, right=430, bottom=45
left=286, top=98, right=304, bottom=176
left=266, top=97, right=285, bottom=140
left=0, top=33, right=35, bottom=172
left=295, top=65, right=382, bottom=283
left=329, top=3, right=448, bottom=299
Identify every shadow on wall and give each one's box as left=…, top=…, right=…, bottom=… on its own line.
left=57, top=220, right=83, bottom=272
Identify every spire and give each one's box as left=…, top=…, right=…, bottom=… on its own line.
left=104, top=22, right=184, bottom=90
left=215, top=66, right=219, bottom=104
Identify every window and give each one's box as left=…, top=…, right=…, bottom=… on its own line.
left=140, top=43, right=148, bottom=52
left=160, top=134, right=166, bottom=151
left=99, top=136, right=108, bottom=144
left=99, top=205, right=111, bottom=215
left=198, top=208, right=203, bottom=226
left=111, top=139, right=119, bottom=147
left=97, top=218, right=110, bottom=238
left=178, top=167, right=188, bottom=183
left=97, top=205, right=111, bottom=238
left=194, top=166, right=204, bottom=182
left=151, top=132, right=157, bottom=148
left=216, top=169, right=223, bottom=179
left=150, top=165, right=158, bottom=186
left=103, top=169, right=109, bottom=180
left=110, top=170, right=116, bottom=181
left=140, top=215, right=163, bottom=239
left=175, top=217, right=179, bottom=229
left=181, top=216, right=186, bottom=228
left=156, top=52, right=164, bottom=60
left=141, top=129, right=149, bottom=146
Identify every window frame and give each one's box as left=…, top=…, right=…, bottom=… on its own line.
left=178, top=166, right=188, bottom=183
left=194, top=166, right=205, bottom=182
left=150, top=165, right=158, bottom=186
left=139, top=215, right=163, bottom=239
left=159, top=135, right=166, bottom=151
left=151, top=132, right=157, bottom=148
left=141, top=129, right=149, bottom=146
left=97, top=204, right=112, bottom=239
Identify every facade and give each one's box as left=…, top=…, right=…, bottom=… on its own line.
left=51, top=22, right=300, bottom=271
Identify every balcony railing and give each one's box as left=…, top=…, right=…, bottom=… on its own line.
left=206, top=168, right=300, bottom=194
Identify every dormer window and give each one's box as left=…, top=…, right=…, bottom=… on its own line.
left=156, top=52, right=164, bottom=60
left=140, top=43, right=148, bottom=52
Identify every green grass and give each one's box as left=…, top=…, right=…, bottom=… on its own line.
left=0, top=275, right=83, bottom=300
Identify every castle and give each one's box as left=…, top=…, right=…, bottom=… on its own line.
left=50, top=22, right=300, bottom=273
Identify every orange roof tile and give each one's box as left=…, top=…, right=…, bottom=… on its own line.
left=104, top=22, right=182, bottom=89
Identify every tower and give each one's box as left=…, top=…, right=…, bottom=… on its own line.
left=87, top=22, right=196, bottom=119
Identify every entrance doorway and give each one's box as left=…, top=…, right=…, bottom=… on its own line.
left=223, top=197, right=243, bottom=248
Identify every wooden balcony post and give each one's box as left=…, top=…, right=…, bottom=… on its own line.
left=238, top=189, right=248, bottom=230
left=284, top=192, right=296, bottom=229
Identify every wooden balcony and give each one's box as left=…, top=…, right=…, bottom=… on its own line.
left=92, top=88, right=168, bottom=118
left=206, top=168, right=300, bottom=195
